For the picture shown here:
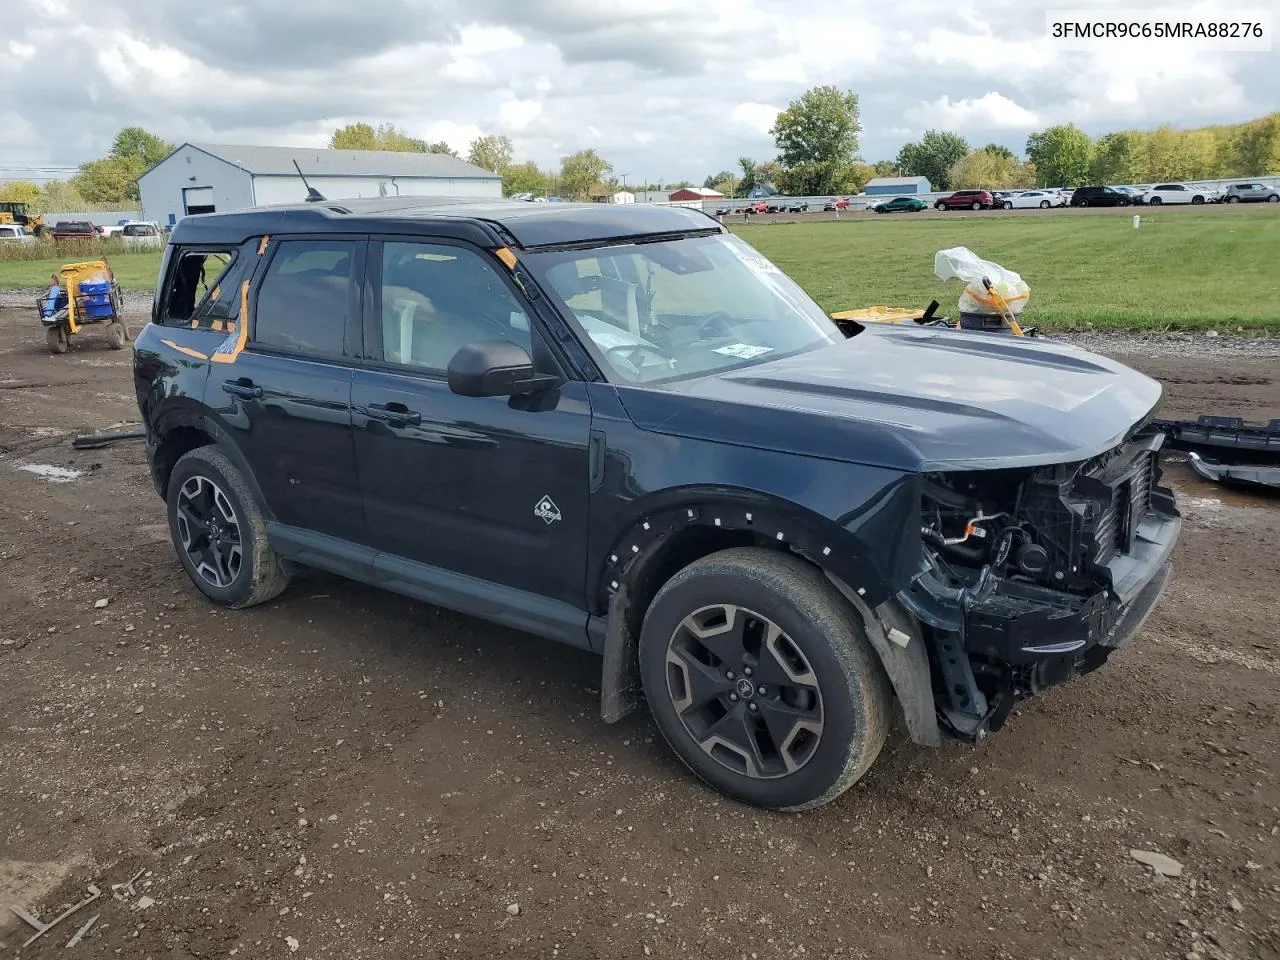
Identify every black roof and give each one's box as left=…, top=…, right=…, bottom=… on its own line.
left=168, top=196, right=723, bottom=249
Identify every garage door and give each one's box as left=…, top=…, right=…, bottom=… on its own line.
left=183, top=187, right=215, bottom=215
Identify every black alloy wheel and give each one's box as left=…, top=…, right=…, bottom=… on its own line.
left=175, top=474, right=243, bottom=589
left=664, top=603, right=824, bottom=779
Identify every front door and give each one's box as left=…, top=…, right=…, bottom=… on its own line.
left=350, top=238, right=593, bottom=609
left=208, top=236, right=367, bottom=542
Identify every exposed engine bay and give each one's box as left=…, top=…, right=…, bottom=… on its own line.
left=901, top=429, right=1180, bottom=742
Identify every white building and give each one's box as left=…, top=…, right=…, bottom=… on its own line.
left=611, top=190, right=636, bottom=204
left=138, top=143, right=503, bottom=225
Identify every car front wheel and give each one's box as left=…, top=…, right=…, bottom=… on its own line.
left=166, top=446, right=290, bottom=609
left=1268, top=195, right=1279, bottom=203
left=639, top=547, right=891, bottom=810
left=1148, top=197, right=1162, bottom=205
left=935, top=202, right=945, bottom=210
left=1002, top=201, right=1013, bottom=209
left=971, top=202, right=982, bottom=210
left=1228, top=196, right=1240, bottom=203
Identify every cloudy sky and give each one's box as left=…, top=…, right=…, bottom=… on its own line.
left=1, top=0, right=1276, bottom=182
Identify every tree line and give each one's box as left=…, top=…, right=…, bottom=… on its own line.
left=3, top=107, right=1277, bottom=213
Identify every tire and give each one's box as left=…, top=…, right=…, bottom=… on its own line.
left=1039, top=200, right=1050, bottom=208
left=1002, top=201, right=1012, bottom=209
left=935, top=202, right=945, bottom=210
left=46, top=325, right=68, bottom=354
left=1077, top=199, right=1089, bottom=207
left=1267, top=195, right=1279, bottom=203
left=106, top=321, right=127, bottom=350
left=638, top=547, right=891, bottom=811
left=971, top=202, right=982, bottom=210
left=166, top=446, right=290, bottom=609
left=1191, top=195, right=1204, bottom=204
left=1148, top=196, right=1162, bottom=205
left=1228, top=196, right=1240, bottom=203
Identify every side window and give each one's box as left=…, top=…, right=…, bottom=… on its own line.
left=253, top=240, right=354, bottom=356
left=378, top=241, right=530, bottom=372
left=164, top=249, right=237, bottom=326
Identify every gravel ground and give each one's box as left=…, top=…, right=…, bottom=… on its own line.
left=1, top=305, right=1278, bottom=960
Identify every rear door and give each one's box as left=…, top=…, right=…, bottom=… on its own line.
left=207, top=235, right=368, bottom=543
left=350, top=237, right=594, bottom=609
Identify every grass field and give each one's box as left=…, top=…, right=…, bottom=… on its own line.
left=734, top=207, right=1280, bottom=333
left=2, top=207, right=1276, bottom=332
left=0, top=250, right=163, bottom=290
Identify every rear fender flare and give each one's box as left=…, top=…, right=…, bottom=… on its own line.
left=151, top=409, right=274, bottom=522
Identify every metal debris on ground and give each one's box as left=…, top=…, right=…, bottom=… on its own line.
left=65, top=913, right=100, bottom=947
left=1129, top=849, right=1184, bottom=877
left=71, top=424, right=146, bottom=450
left=8, top=883, right=102, bottom=947
left=111, top=868, right=145, bottom=900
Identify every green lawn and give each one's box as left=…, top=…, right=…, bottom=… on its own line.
left=0, top=251, right=164, bottom=291
left=733, top=207, right=1280, bottom=333
left=2, top=209, right=1277, bottom=332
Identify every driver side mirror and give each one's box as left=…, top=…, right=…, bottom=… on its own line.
left=447, top=341, right=556, bottom=397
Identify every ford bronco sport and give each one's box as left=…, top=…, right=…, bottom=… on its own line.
left=134, top=197, right=1180, bottom=810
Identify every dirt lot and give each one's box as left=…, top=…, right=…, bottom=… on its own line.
left=2, top=305, right=1278, bottom=960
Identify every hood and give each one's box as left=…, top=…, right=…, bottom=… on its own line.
left=616, top=325, right=1163, bottom=472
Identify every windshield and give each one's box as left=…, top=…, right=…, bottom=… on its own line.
left=524, top=233, right=842, bottom=383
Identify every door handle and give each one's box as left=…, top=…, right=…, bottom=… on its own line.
left=367, top=401, right=421, bottom=426
left=222, top=379, right=263, bottom=399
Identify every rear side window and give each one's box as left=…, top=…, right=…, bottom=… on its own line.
left=253, top=240, right=354, bottom=356
left=165, top=249, right=238, bottom=325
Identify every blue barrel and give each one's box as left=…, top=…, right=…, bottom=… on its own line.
left=79, top=280, right=114, bottom=318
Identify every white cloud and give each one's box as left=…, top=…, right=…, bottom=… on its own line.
left=906, top=92, right=1040, bottom=131
left=731, top=102, right=780, bottom=136
left=2, top=0, right=1276, bottom=182
left=746, top=58, right=807, bottom=84
left=498, top=98, right=542, bottom=130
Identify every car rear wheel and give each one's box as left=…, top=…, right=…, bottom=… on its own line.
left=638, top=547, right=891, bottom=810
left=1148, top=196, right=1162, bottom=205
left=1077, top=199, right=1089, bottom=207
left=1039, top=200, right=1050, bottom=208
left=1267, top=195, right=1279, bottom=203
left=934, top=202, right=945, bottom=210
left=1228, top=196, right=1240, bottom=203
left=166, top=446, right=290, bottom=609
left=1002, top=201, right=1013, bottom=209
left=1191, top=195, right=1204, bottom=204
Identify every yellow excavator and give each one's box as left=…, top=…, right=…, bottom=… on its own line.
left=0, top=202, right=46, bottom=236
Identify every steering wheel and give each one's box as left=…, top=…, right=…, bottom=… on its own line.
left=604, top=342, right=676, bottom=373
left=698, top=310, right=736, bottom=339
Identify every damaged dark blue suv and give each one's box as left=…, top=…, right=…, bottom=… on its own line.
left=134, top=197, right=1180, bottom=810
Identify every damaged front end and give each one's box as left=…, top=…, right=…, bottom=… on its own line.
left=900, top=430, right=1180, bottom=742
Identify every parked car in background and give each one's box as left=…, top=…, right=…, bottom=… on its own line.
left=1069, top=187, right=1131, bottom=207
left=1222, top=182, right=1280, bottom=203
left=99, top=225, right=124, bottom=238
left=122, top=221, right=164, bottom=249
left=870, top=196, right=927, bottom=213
left=50, top=220, right=98, bottom=241
left=821, top=198, right=850, bottom=211
left=935, top=190, right=995, bottom=210
left=0, top=224, right=35, bottom=243
left=766, top=200, right=808, bottom=213
left=1001, top=190, right=1059, bottom=209
left=1142, top=183, right=1210, bottom=205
